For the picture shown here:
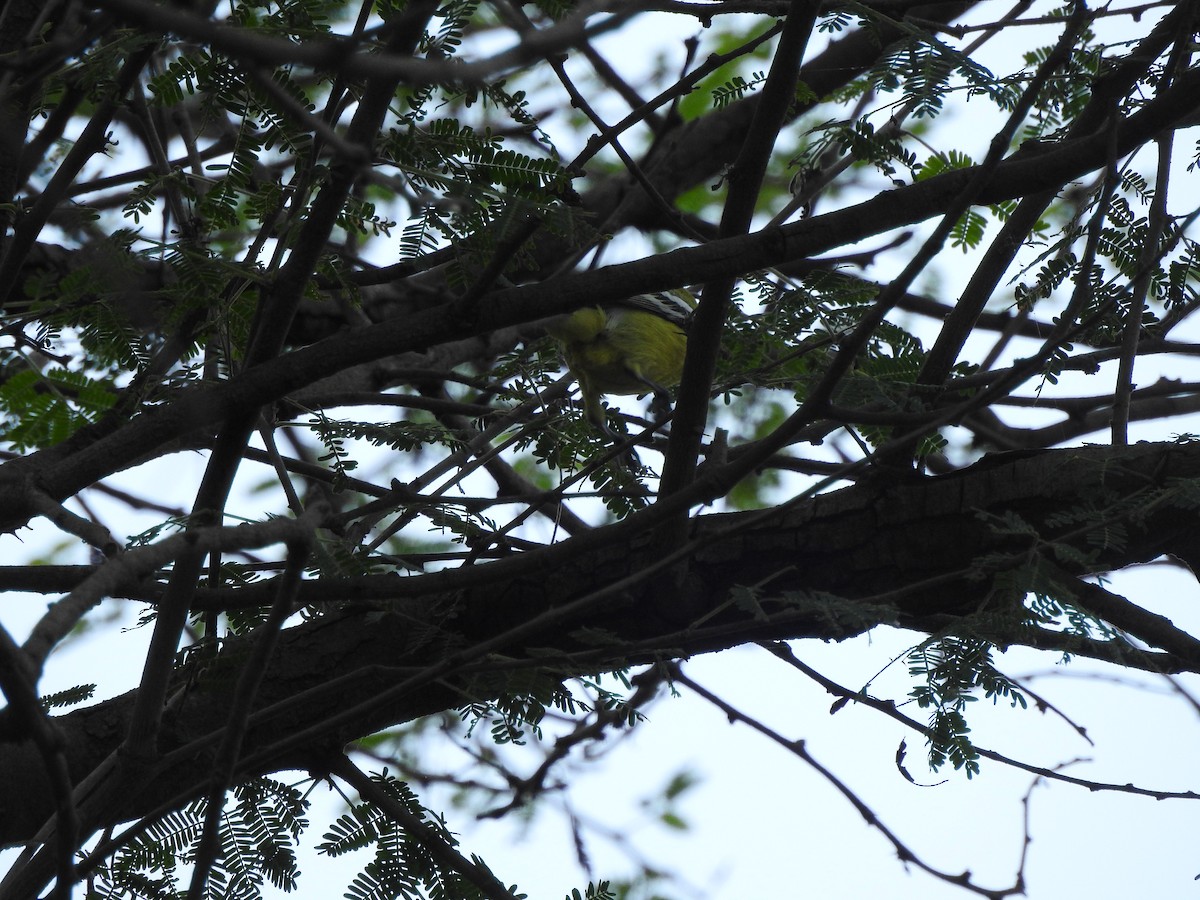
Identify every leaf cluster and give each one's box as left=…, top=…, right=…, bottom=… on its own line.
left=318, top=771, right=505, bottom=900
left=89, top=778, right=307, bottom=900
left=907, top=636, right=1027, bottom=777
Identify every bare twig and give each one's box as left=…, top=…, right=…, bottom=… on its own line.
left=25, top=486, right=118, bottom=557
left=1114, top=121, right=1180, bottom=440
left=672, top=664, right=1026, bottom=899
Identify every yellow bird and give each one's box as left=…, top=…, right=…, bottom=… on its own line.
left=545, top=288, right=696, bottom=436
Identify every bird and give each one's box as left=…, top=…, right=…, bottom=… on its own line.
left=545, top=288, right=695, bottom=438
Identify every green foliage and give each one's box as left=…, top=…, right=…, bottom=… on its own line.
left=225, top=779, right=309, bottom=892
left=1014, top=252, right=1077, bottom=309
left=716, top=271, right=859, bottom=392
left=908, top=636, right=1027, bottom=777
left=456, top=670, right=641, bottom=751
left=40, top=683, right=96, bottom=710
left=502, top=352, right=661, bottom=518
left=147, top=48, right=317, bottom=235
left=400, top=205, right=449, bottom=260
left=89, top=803, right=203, bottom=900
left=676, top=19, right=778, bottom=122
left=950, top=208, right=988, bottom=252
left=125, top=514, right=191, bottom=550
left=915, top=149, right=974, bottom=180
left=565, top=883, right=616, bottom=900
left=89, top=778, right=307, bottom=900
left=229, top=0, right=339, bottom=39
left=710, top=71, right=766, bottom=109
left=20, top=244, right=153, bottom=372
left=971, top=506, right=1101, bottom=601
left=799, top=116, right=919, bottom=180
left=869, top=33, right=1000, bottom=118
left=899, top=479, right=1158, bottom=776
left=0, top=365, right=116, bottom=451
left=376, top=112, right=574, bottom=281
left=1026, top=592, right=1119, bottom=644
left=422, top=0, right=478, bottom=58
left=1018, top=35, right=1101, bottom=139
left=458, top=670, right=563, bottom=745
left=308, top=412, right=462, bottom=485
left=318, top=770, right=506, bottom=900
left=915, top=151, right=1008, bottom=252
left=641, top=770, right=697, bottom=832
left=817, top=9, right=855, bottom=34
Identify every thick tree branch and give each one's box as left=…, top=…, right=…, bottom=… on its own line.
left=3, top=441, right=1200, bottom=846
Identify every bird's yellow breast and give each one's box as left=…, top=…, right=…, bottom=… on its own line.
left=548, top=306, right=688, bottom=396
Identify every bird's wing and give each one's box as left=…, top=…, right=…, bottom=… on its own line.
left=614, top=290, right=695, bottom=328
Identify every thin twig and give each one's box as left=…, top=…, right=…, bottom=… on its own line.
left=758, top=641, right=1200, bottom=801
left=25, top=486, right=119, bottom=557
left=672, top=664, right=1025, bottom=900
left=186, top=531, right=315, bottom=899
left=662, top=0, right=821, bottom=496
left=1114, top=126, right=1178, bottom=442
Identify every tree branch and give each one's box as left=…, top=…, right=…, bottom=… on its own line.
left=3, top=442, right=1200, bottom=845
